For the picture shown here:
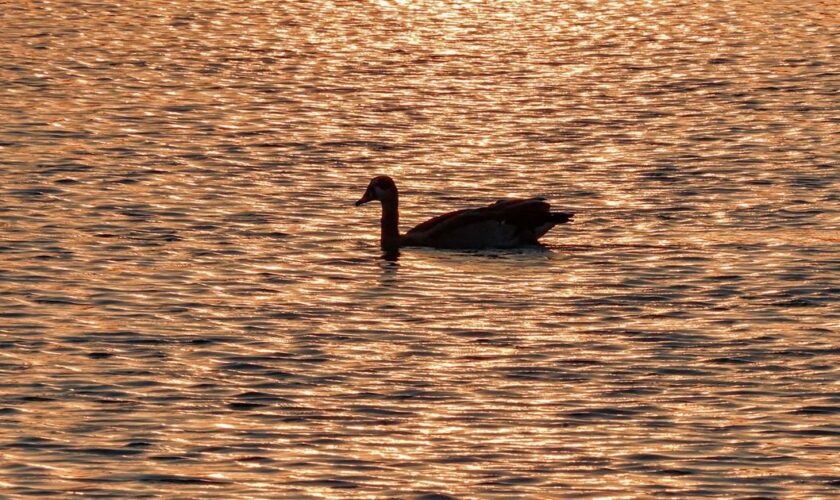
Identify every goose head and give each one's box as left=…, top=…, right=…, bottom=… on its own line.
left=355, top=175, right=398, bottom=206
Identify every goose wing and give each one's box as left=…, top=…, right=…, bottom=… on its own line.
left=407, top=198, right=548, bottom=234
left=405, top=198, right=566, bottom=248
left=405, top=208, right=474, bottom=236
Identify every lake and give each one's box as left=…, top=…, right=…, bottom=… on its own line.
left=0, top=0, right=838, bottom=497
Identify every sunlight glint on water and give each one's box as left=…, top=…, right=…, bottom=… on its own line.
left=0, top=0, right=838, bottom=497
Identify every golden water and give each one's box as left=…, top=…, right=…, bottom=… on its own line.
left=1, top=0, right=838, bottom=497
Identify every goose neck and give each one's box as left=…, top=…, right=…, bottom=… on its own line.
left=380, top=197, right=400, bottom=251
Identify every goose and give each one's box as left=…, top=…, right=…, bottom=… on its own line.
left=355, top=175, right=573, bottom=252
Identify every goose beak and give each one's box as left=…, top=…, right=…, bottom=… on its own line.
left=355, top=189, right=374, bottom=206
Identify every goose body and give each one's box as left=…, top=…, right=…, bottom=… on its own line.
left=356, top=176, right=573, bottom=252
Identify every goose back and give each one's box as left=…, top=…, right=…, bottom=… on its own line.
left=404, top=198, right=570, bottom=249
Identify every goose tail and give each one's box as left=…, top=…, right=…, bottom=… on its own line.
left=549, top=212, right=574, bottom=224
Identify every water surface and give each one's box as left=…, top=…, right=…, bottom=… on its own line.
left=1, top=0, right=839, bottom=497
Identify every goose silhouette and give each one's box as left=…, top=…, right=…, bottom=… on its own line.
left=355, top=175, right=573, bottom=252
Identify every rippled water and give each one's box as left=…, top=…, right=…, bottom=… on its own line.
left=1, top=0, right=839, bottom=497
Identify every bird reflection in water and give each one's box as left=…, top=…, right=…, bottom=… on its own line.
left=382, top=249, right=400, bottom=263
left=378, top=254, right=400, bottom=287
